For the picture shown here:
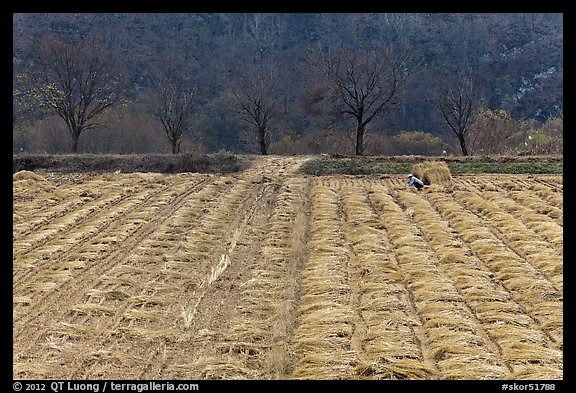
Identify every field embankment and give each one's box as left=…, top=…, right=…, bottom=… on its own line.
left=12, top=152, right=250, bottom=174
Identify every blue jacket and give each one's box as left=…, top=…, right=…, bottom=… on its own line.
left=407, top=176, right=424, bottom=187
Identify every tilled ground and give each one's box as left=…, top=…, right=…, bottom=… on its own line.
left=13, top=157, right=563, bottom=380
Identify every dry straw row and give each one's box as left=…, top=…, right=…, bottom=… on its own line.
left=398, top=190, right=562, bottom=379
left=14, top=174, right=208, bottom=294
left=14, top=174, right=223, bottom=379
left=291, top=182, right=357, bottom=379
left=12, top=170, right=58, bottom=218
left=155, top=177, right=248, bottom=292
left=339, top=182, right=435, bottom=379
left=65, top=176, right=234, bottom=377
left=452, top=187, right=562, bottom=292
left=492, top=177, right=563, bottom=220
left=497, top=177, right=563, bottom=209
left=165, top=171, right=299, bottom=377
left=181, top=177, right=254, bottom=268
left=528, top=180, right=563, bottom=209
left=425, top=191, right=563, bottom=355
left=14, top=195, right=87, bottom=240
left=13, top=172, right=164, bottom=240
left=49, top=178, right=220, bottom=344
left=113, top=176, right=237, bottom=304
left=479, top=176, right=563, bottom=222
left=368, top=184, right=512, bottom=380
left=485, top=189, right=563, bottom=252
left=13, top=180, right=135, bottom=255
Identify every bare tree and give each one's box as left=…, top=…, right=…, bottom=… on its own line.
left=308, top=44, right=412, bottom=155
left=230, top=69, right=279, bottom=155
left=17, top=33, right=123, bottom=152
left=220, top=13, right=285, bottom=156
left=153, top=72, right=199, bottom=154
left=436, top=71, right=479, bottom=156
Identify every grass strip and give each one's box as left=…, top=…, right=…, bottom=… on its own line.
left=299, top=157, right=562, bottom=175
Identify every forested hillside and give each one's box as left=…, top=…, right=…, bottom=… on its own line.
left=13, top=13, right=563, bottom=154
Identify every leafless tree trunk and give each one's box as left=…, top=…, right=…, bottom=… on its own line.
left=308, top=44, right=412, bottom=155
left=153, top=73, right=198, bottom=154
left=18, top=33, right=123, bottom=152
left=230, top=70, right=278, bottom=155
left=221, top=13, right=284, bottom=155
left=436, top=71, right=479, bottom=156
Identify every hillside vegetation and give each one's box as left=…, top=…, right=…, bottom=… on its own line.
left=13, top=13, right=562, bottom=154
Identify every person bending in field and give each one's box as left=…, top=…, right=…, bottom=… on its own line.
left=406, top=174, right=424, bottom=191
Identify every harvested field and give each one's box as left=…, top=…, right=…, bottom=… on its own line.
left=13, top=156, right=563, bottom=380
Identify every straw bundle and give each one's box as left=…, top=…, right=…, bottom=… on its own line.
left=13, top=170, right=56, bottom=194
left=411, top=161, right=452, bottom=185
left=13, top=170, right=54, bottom=185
